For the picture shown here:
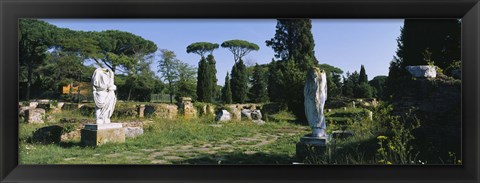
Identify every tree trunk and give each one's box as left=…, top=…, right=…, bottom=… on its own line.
left=26, top=63, right=32, bottom=100
left=127, top=87, right=132, bottom=101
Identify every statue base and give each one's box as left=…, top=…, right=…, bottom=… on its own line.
left=296, top=134, right=327, bottom=162
left=81, top=123, right=125, bottom=146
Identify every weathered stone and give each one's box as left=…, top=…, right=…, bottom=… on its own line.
left=329, top=130, right=354, bottom=140
left=19, top=106, right=30, bottom=117
left=124, top=127, right=144, bottom=138
left=38, top=99, right=50, bottom=104
left=406, top=65, right=437, bottom=78
left=138, top=104, right=145, bottom=118
left=81, top=123, right=125, bottom=146
left=25, top=108, right=46, bottom=124
left=215, top=110, right=231, bottom=121
left=29, top=102, right=38, bottom=109
left=241, top=109, right=252, bottom=120
left=179, top=97, right=196, bottom=119
left=251, top=110, right=263, bottom=120
left=32, top=125, right=63, bottom=144
left=206, top=104, right=215, bottom=116
left=252, top=119, right=265, bottom=125
left=368, top=110, right=373, bottom=121
left=144, top=103, right=178, bottom=119
left=296, top=135, right=327, bottom=161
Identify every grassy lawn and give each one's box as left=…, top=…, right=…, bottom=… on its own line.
left=19, top=113, right=310, bottom=164
left=20, top=104, right=448, bottom=165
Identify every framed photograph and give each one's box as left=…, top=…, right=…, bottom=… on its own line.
left=1, top=0, right=479, bottom=182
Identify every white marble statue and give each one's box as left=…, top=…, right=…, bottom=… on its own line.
left=92, top=68, right=117, bottom=124
left=304, top=67, right=327, bottom=137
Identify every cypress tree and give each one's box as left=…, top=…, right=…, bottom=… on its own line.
left=265, top=19, right=318, bottom=120
left=206, top=54, right=217, bottom=102
left=230, top=59, right=248, bottom=103
left=359, top=65, right=368, bottom=83
left=249, top=63, right=269, bottom=103
left=196, top=57, right=209, bottom=102
left=222, top=72, right=232, bottom=104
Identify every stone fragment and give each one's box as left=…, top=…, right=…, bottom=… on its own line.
left=251, top=110, right=263, bottom=120
left=138, top=104, right=145, bottom=118
left=241, top=109, right=252, bottom=120
left=26, top=108, right=46, bottom=124
left=144, top=104, right=178, bottom=119
left=406, top=65, right=437, bottom=78
left=179, top=97, right=196, bottom=119
left=124, top=127, right=144, bottom=138
left=215, top=110, right=231, bottom=121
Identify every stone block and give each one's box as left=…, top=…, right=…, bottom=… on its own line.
left=144, top=104, right=178, bottom=119
left=296, top=135, right=327, bottom=161
left=81, top=123, right=125, bottom=146
left=138, top=104, right=145, bottom=118
left=406, top=65, right=437, bottom=78
left=215, top=110, right=231, bottom=121
left=26, top=108, right=46, bottom=124
left=124, top=127, right=144, bottom=138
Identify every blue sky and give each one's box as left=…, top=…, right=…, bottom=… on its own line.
left=43, top=19, right=403, bottom=85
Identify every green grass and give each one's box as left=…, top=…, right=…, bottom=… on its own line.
left=20, top=105, right=446, bottom=165
left=19, top=112, right=309, bottom=164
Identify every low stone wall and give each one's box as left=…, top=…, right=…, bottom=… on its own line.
left=144, top=103, right=178, bottom=119
left=195, top=103, right=216, bottom=117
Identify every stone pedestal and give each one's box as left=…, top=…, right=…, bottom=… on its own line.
left=296, top=135, right=327, bottom=161
left=81, top=123, right=125, bottom=146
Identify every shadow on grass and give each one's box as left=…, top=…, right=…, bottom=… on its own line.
left=58, top=141, right=85, bottom=148
left=170, top=151, right=296, bottom=164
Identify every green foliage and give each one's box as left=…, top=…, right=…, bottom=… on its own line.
left=222, top=72, right=233, bottom=104
left=269, top=60, right=310, bottom=121
left=354, top=83, right=373, bottom=99
left=265, top=19, right=318, bottom=120
left=342, top=66, right=374, bottom=99
left=221, top=40, right=259, bottom=63
left=206, top=54, right=218, bottom=102
left=19, top=19, right=60, bottom=100
left=196, top=57, right=209, bottom=102
left=358, top=65, right=368, bottom=84
left=230, top=60, right=249, bottom=103
left=157, top=49, right=196, bottom=103
left=369, top=76, right=387, bottom=99
left=90, top=30, right=157, bottom=74
left=387, top=19, right=461, bottom=100
left=376, top=109, right=421, bottom=165
left=186, top=42, right=219, bottom=58
left=175, top=62, right=197, bottom=102
left=266, top=19, right=318, bottom=70
left=249, top=64, right=269, bottom=103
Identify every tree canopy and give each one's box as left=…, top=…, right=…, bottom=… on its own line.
left=266, top=19, right=317, bottom=70
left=221, top=40, right=259, bottom=62
left=186, top=42, right=219, bottom=58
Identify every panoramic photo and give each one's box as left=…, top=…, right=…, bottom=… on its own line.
left=18, top=19, right=461, bottom=165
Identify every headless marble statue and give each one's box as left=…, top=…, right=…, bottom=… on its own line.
left=92, top=68, right=117, bottom=124
left=304, top=67, right=327, bottom=137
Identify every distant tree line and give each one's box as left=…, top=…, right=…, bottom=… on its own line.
left=20, top=18, right=460, bottom=115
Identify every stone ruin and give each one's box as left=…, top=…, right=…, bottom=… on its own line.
left=178, top=97, right=196, bottom=119
left=215, top=103, right=265, bottom=124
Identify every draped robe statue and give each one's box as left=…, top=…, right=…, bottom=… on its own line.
left=92, top=68, right=117, bottom=124
left=304, top=67, right=327, bottom=137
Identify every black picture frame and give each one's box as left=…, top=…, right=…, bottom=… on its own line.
left=1, top=0, right=479, bottom=182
